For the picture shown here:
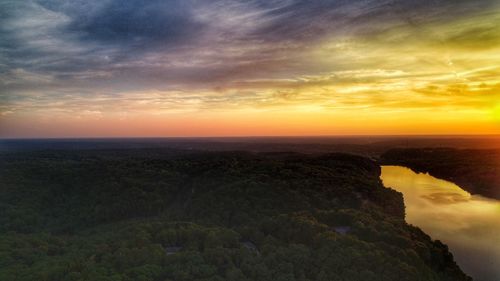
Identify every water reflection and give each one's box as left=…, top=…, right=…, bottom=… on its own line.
left=381, top=166, right=500, bottom=281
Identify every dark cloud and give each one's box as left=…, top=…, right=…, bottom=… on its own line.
left=38, top=0, right=203, bottom=46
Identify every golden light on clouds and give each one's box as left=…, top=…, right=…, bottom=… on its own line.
left=1, top=1, right=500, bottom=137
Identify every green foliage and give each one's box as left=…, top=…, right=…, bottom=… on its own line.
left=0, top=149, right=470, bottom=280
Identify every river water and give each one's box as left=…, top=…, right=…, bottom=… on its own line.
left=380, top=166, right=500, bottom=281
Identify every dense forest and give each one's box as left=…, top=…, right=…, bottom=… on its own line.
left=0, top=148, right=471, bottom=281
left=381, top=148, right=500, bottom=199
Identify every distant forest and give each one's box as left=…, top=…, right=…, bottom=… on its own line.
left=0, top=148, right=471, bottom=281
left=382, top=148, right=500, bottom=199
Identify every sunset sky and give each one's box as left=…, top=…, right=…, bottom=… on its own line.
left=1, top=0, right=500, bottom=137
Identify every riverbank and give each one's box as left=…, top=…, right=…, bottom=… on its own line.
left=380, top=148, right=500, bottom=200
left=381, top=165, right=500, bottom=281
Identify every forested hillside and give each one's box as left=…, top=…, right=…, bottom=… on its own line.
left=0, top=149, right=470, bottom=281
left=381, top=148, right=500, bottom=199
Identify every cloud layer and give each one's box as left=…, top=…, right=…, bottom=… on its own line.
left=1, top=0, right=499, bottom=136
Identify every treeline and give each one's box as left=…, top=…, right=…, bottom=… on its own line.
left=0, top=149, right=470, bottom=280
left=381, top=147, right=500, bottom=199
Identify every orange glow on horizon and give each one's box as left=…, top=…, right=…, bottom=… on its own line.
left=2, top=107, right=499, bottom=138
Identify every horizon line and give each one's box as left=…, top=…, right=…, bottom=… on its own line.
left=1, top=134, right=500, bottom=141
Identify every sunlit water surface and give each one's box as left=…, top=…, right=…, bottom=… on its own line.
left=381, top=166, right=500, bottom=281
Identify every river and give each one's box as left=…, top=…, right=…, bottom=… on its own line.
left=380, top=166, right=500, bottom=281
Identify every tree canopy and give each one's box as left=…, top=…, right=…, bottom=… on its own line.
left=0, top=149, right=471, bottom=281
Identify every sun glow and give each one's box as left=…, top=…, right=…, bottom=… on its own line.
left=494, top=104, right=500, bottom=122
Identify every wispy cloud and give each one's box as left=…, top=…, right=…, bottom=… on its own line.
left=0, top=0, right=499, bottom=136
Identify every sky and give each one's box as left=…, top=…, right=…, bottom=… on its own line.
left=1, top=0, right=500, bottom=137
